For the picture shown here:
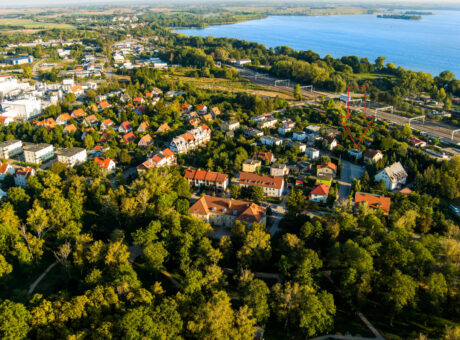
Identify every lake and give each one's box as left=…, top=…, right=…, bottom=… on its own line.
left=176, top=11, right=460, bottom=77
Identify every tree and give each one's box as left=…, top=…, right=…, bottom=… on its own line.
left=375, top=56, right=386, bottom=71
left=240, top=278, right=270, bottom=324
left=287, top=188, right=306, bottom=215
left=84, top=134, right=95, bottom=150
left=0, top=300, right=30, bottom=340
left=237, top=223, right=271, bottom=269
left=294, top=84, right=302, bottom=101
left=0, top=255, right=12, bottom=278
left=385, top=269, right=417, bottom=325
left=251, top=186, right=264, bottom=202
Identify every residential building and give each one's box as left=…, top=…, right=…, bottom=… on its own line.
left=56, top=147, right=87, bottom=167
left=83, top=115, right=99, bottom=127
left=157, top=123, right=170, bottom=133
left=14, top=167, right=35, bottom=188
left=0, top=162, right=15, bottom=180
left=138, top=122, right=150, bottom=133
left=253, top=152, right=275, bottom=163
left=122, top=132, right=136, bottom=144
left=71, top=108, right=85, bottom=118
left=211, top=107, right=221, bottom=117
left=197, top=104, right=208, bottom=115
left=101, top=119, right=115, bottom=130
left=363, top=149, right=384, bottom=164
left=137, top=148, right=176, bottom=172
left=243, top=128, right=263, bottom=138
left=278, top=120, right=296, bottom=135
left=305, top=147, right=320, bottom=160
left=238, top=172, right=285, bottom=198
left=5, top=55, right=34, bottom=65
left=98, top=101, right=111, bottom=110
left=181, top=103, right=193, bottom=113
left=257, top=118, right=278, bottom=129
left=315, top=173, right=333, bottom=187
left=291, top=142, right=306, bottom=153
left=24, top=143, right=54, bottom=165
left=355, top=192, right=391, bottom=214
left=375, top=162, right=408, bottom=190
left=309, top=184, right=330, bottom=203
left=348, top=149, right=363, bottom=160
left=184, top=169, right=229, bottom=191
left=0, top=139, right=23, bottom=159
left=317, top=162, right=338, bottom=178
left=94, top=157, right=116, bottom=173
left=170, top=125, right=211, bottom=154
left=270, top=163, right=289, bottom=177
left=56, top=113, right=72, bottom=125
left=1, top=98, right=42, bottom=120
left=189, top=195, right=266, bottom=228
left=292, top=131, right=307, bottom=141
left=221, top=120, right=240, bottom=132
left=261, top=136, right=282, bottom=146
left=119, top=121, right=133, bottom=134
left=64, top=124, right=77, bottom=135
left=0, top=117, right=14, bottom=126
left=306, top=125, right=321, bottom=135
left=138, top=134, right=154, bottom=148
left=324, top=136, right=338, bottom=150
left=242, top=159, right=261, bottom=173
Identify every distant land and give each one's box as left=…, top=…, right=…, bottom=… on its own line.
left=377, top=14, right=422, bottom=20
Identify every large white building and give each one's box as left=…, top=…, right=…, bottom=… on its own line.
left=57, top=148, right=87, bottom=168
left=0, top=139, right=23, bottom=159
left=170, top=125, right=211, bottom=154
left=1, top=98, right=42, bottom=121
left=24, top=143, right=54, bottom=165
left=375, top=162, right=408, bottom=190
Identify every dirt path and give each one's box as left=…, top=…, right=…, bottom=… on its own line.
left=28, top=261, right=58, bottom=295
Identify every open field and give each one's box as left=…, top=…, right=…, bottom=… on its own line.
left=0, top=18, right=75, bottom=30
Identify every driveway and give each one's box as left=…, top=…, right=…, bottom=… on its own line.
left=337, top=160, right=365, bottom=202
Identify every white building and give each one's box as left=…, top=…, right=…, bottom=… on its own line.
left=57, top=148, right=87, bottom=168
left=1, top=98, right=42, bottom=121
left=270, top=163, right=289, bottom=177
left=257, top=118, right=278, bottom=129
left=170, top=125, right=211, bottom=154
left=375, top=162, right=408, bottom=190
left=221, top=120, right=240, bottom=132
left=293, top=131, right=307, bottom=141
left=14, top=167, right=35, bottom=188
left=24, top=143, right=54, bottom=165
left=0, top=139, right=23, bottom=159
left=0, top=162, right=15, bottom=180
left=261, top=136, right=283, bottom=146
left=305, top=147, right=320, bottom=160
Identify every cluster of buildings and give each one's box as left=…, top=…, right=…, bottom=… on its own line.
left=170, top=125, right=211, bottom=154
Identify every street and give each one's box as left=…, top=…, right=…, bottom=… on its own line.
left=337, top=160, right=365, bottom=202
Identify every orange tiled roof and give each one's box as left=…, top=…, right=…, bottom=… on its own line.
left=64, top=124, right=77, bottom=134
left=355, top=192, right=391, bottom=213
left=253, top=151, right=274, bottom=162
left=71, top=108, right=85, bottom=117
left=57, top=113, right=71, bottom=122
left=310, top=183, right=330, bottom=196
left=123, top=132, right=136, bottom=143
left=94, top=157, right=114, bottom=169
left=317, top=162, right=337, bottom=173
left=98, top=101, right=110, bottom=109
left=239, top=172, right=283, bottom=189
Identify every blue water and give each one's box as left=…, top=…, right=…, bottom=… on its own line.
left=176, top=11, right=460, bottom=77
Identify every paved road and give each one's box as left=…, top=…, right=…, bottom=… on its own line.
left=338, top=160, right=365, bottom=202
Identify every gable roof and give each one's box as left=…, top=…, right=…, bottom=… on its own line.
left=253, top=151, right=274, bottom=162
left=185, top=169, right=228, bottom=183
left=355, top=192, right=391, bottom=213
left=98, top=101, right=110, bottom=109
left=71, top=108, right=85, bottom=117
left=94, top=157, right=114, bottom=169
left=120, top=121, right=133, bottom=131
left=123, top=131, right=136, bottom=143
left=239, top=172, right=283, bottom=189
left=363, top=149, right=382, bottom=159
left=57, top=113, right=71, bottom=122
left=64, top=124, right=77, bottom=134
left=381, top=162, right=408, bottom=183
left=317, top=162, right=337, bottom=173
left=310, top=183, right=330, bottom=196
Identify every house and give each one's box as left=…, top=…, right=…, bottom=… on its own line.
left=137, top=148, right=176, bottom=172
left=307, top=134, right=322, bottom=146
left=309, top=184, right=330, bottom=203
left=317, top=162, right=338, bottom=178
left=291, top=142, right=306, bottom=153
left=315, top=173, right=333, bottom=187
left=243, top=128, right=263, bottom=138
left=306, top=125, right=321, bottom=135
left=83, top=115, right=99, bottom=127
left=184, top=169, right=229, bottom=191
left=202, top=114, right=213, bottom=122
left=408, top=136, right=427, bottom=147
left=98, top=101, right=111, bottom=110
left=157, top=123, right=170, bottom=133
left=170, top=125, right=211, bottom=154
left=56, top=113, right=72, bottom=125
left=278, top=120, right=296, bottom=135
left=196, top=104, right=208, bottom=115
left=122, top=132, right=136, bottom=144
left=100, top=119, right=115, bottom=130
left=189, top=118, right=202, bottom=127
left=35, top=118, right=57, bottom=130
left=64, top=124, right=77, bottom=135
left=253, top=152, right=275, bottom=163
left=119, top=121, right=133, bottom=134
left=56, top=147, right=87, bottom=168
left=236, top=59, right=252, bottom=66
left=189, top=195, right=266, bottom=227
left=181, top=103, right=193, bottom=114
left=292, top=131, right=307, bottom=141
left=138, top=134, right=153, bottom=148
left=348, top=149, right=363, bottom=160
left=270, top=163, right=289, bottom=177
left=0, top=162, right=15, bottom=180
left=257, top=118, right=278, bottom=129
left=375, top=162, right=408, bottom=190
left=71, top=108, right=85, bottom=118
left=305, top=147, right=320, bottom=160
left=0, top=139, right=23, bottom=159
left=221, top=120, right=240, bottom=132
left=363, top=149, right=383, bottom=164
left=238, top=172, right=285, bottom=198
left=71, top=85, right=84, bottom=97
left=242, top=159, right=261, bottom=173
left=138, top=122, right=150, bottom=133
left=94, top=157, right=116, bottom=173
left=261, top=136, right=282, bottom=146
left=354, top=192, right=391, bottom=214
left=211, top=107, right=221, bottom=118
left=14, top=167, right=35, bottom=188
left=23, top=143, right=54, bottom=165
left=133, top=97, right=144, bottom=105
left=324, top=137, right=338, bottom=150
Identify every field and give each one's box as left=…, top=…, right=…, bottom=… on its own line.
left=0, top=18, right=75, bottom=30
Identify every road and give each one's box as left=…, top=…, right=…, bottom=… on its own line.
left=337, top=160, right=365, bottom=202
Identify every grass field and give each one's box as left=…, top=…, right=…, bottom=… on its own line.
left=0, top=18, right=75, bottom=30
